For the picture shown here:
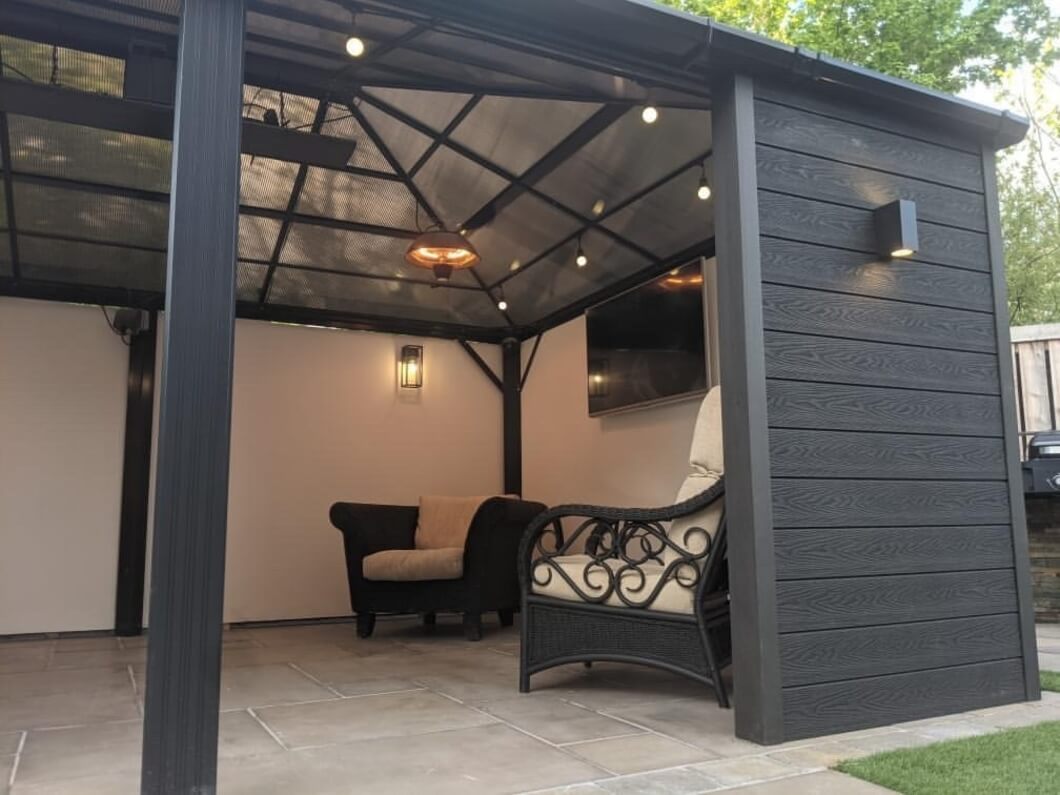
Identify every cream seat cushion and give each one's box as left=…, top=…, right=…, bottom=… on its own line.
left=363, top=547, right=464, bottom=581
left=532, top=387, right=724, bottom=613
left=531, top=555, right=697, bottom=614
left=415, top=495, right=490, bottom=550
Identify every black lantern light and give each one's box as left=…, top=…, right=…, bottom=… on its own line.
left=399, top=345, right=423, bottom=389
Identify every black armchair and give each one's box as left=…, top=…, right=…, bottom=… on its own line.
left=330, top=496, right=546, bottom=640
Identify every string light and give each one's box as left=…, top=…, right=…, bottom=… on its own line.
left=697, top=161, right=712, bottom=201
left=345, top=11, right=365, bottom=57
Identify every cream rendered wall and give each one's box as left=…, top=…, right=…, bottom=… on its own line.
left=2, top=292, right=700, bottom=632
left=220, top=321, right=504, bottom=622
left=1, top=298, right=503, bottom=633
left=521, top=315, right=701, bottom=510
left=0, top=298, right=128, bottom=634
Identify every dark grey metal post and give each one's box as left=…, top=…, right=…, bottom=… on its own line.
left=141, top=0, right=245, bottom=792
left=711, top=73, right=784, bottom=744
left=502, top=338, right=522, bottom=495
left=982, top=145, right=1041, bottom=700
left=114, top=313, right=157, bottom=637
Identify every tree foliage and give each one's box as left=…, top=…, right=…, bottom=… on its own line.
left=659, top=0, right=1057, bottom=92
left=999, top=62, right=1060, bottom=325
left=657, top=0, right=1060, bottom=324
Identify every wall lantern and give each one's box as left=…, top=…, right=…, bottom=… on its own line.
left=874, top=199, right=919, bottom=259
left=399, top=345, right=423, bottom=389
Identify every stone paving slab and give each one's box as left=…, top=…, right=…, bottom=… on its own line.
left=4, top=620, right=1060, bottom=794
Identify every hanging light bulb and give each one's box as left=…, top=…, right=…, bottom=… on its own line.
left=641, top=105, right=659, bottom=124
left=575, top=237, right=588, bottom=268
left=345, top=36, right=366, bottom=57
left=496, top=289, right=509, bottom=312
left=345, top=11, right=366, bottom=57
left=697, top=161, right=712, bottom=201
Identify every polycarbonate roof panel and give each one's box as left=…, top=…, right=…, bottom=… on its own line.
left=279, top=223, right=478, bottom=288
left=467, top=192, right=581, bottom=285
left=0, top=35, right=124, bottom=96
left=362, top=88, right=474, bottom=134
left=602, top=163, right=715, bottom=260
left=297, top=168, right=419, bottom=230
left=14, top=183, right=169, bottom=249
left=450, top=96, right=601, bottom=176
left=536, top=107, right=712, bottom=215
left=356, top=101, right=434, bottom=172
left=267, top=267, right=505, bottom=326
left=242, top=86, right=319, bottom=131
left=246, top=10, right=349, bottom=68
left=240, top=154, right=299, bottom=211
left=372, top=48, right=549, bottom=92
left=19, top=236, right=166, bottom=291
left=412, top=146, right=508, bottom=231
left=502, top=227, right=650, bottom=324
left=320, top=104, right=394, bottom=174
left=238, top=215, right=281, bottom=263
left=8, top=116, right=172, bottom=193
left=237, top=260, right=268, bottom=303
left=410, top=28, right=643, bottom=100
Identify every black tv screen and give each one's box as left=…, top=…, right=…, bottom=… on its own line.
left=586, top=260, right=707, bottom=416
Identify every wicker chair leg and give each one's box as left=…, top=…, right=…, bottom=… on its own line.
left=463, top=612, right=482, bottom=641
left=497, top=608, right=514, bottom=627
left=702, top=623, right=731, bottom=709
left=356, top=612, right=376, bottom=639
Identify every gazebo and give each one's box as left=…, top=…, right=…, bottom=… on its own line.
left=0, top=0, right=1040, bottom=792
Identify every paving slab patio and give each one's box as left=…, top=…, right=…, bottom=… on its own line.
left=0, top=617, right=1057, bottom=794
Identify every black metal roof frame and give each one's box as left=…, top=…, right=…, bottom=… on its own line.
left=0, top=0, right=1026, bottom=343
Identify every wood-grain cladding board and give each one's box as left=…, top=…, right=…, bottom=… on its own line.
left=753, top=81, right=1028, bottom=739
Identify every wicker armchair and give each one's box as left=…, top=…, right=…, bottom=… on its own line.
left=517, top=388, right=731, bottom=706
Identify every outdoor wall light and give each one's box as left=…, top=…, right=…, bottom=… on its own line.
left=696, top=161, right=712, bottom=201
left=874, top=199, right=919, bottom=259
left=399, top=345, right=423, bottom=389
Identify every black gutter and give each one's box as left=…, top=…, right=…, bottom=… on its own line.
left=589, top=0, right=1030, bottom=148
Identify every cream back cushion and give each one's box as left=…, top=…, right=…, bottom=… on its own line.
left=415, top=496, right=490, bottom=550
left=665, top=386, right=724, bottom=565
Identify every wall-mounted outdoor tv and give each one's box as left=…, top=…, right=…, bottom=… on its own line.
left=586, top=260, right=707, bottom=417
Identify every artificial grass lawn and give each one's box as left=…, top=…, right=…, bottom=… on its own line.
left=837, top=720, right=1060, bottom=795
left=1042, top=670, right=1060, bottom=692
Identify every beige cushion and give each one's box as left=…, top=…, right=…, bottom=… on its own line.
left=665, top=387, right=725, bottom=565
left=415, top=496, right=489, bottom=550
left=362, top=547, right=464, bottom=581
left=531, top=555, right=697, bottom=615
left=689, top=386, right=724, bottom=477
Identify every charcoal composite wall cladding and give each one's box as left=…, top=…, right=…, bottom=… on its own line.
left=751, top=79, right=1035, bottom=740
